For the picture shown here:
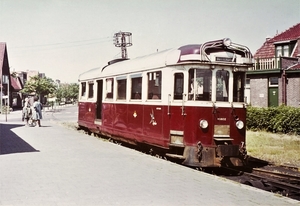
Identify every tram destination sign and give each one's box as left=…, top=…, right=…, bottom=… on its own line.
left=216, top=57, right=235, bottom=62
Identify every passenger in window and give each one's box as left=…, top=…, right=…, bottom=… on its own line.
left=134, top=92, right=141, bottom=99
left=191, top=80, right=203, bottom=95
left=131, top=77, right=142, bottom=100
left=152, top=94, right=159, bottom=99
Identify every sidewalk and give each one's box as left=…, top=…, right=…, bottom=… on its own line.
left=0, top=109, right=22, bottom=123
left=0, top=104, right=73, bottom=122
left=0, top=112, right=299, bottom=205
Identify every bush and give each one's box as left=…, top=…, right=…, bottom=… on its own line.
left=246, top=105, right=300, bottom=134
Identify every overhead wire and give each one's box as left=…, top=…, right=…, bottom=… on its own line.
left=8, top=36, right=114, bottom=58
left=9, top=36, right=113, bottom=51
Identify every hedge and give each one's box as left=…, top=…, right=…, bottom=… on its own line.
left=246, top=105, right=300, bottom=134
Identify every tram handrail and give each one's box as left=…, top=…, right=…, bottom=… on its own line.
left=199, top=38, right=253, bottom=62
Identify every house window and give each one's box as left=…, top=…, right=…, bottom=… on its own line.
left=283, top=45, right=289, bottom=57
left=276, top=45, right=289, bottom=57
left=276, top=46, right=282, bottom=57
left=269, top=77, right=278, bottom=86
left=246, top=78, right=250, bottom=85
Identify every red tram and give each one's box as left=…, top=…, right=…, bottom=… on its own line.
left=78, top=38, right=253, bottom=168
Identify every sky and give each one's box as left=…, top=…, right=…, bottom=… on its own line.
left=0, top=0, right=299, bottom=83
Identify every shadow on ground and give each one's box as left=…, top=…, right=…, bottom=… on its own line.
left=0, top=123, right=40, bottom=155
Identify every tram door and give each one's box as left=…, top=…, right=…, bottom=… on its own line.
left=169, top=72, right=185, bottom=130
left=96, top=80, right=103, bottom=119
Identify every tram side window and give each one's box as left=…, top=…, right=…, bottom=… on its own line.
left=233, top=72, right=245, bottom=102
left=81, top=82, right=86, bottom=97
left=147, top=71, right=161, bottom=100
left=106, top=78, right=114, bottom=99
left=88, top=82, right=94, bottom=98
left=188, top=69, right=212, bottom=101
left=131, top=77, right=142, bottom=99
left=216, top=70, right=229, bottom=102
left=117, top=79, right=127, bottom=100
left=174, top=73, right=183, bottom=100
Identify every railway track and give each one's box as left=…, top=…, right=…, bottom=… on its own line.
left=223, top=165, right=300, bottom=201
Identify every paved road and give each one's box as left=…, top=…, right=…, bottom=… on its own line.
left=0, top=107, right=299, bottom=205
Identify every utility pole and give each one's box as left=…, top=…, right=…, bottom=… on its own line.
left=113, top=31, right=132, bottom=59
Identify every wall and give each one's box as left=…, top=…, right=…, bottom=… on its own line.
left=286, top=75, right=300, bottom=107
left=249, top=78, right=268, bottom=107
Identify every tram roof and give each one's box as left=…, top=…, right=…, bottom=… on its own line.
left=78, top=48, right=181, bottom=81
left=78, top=39, right=253, bottom=81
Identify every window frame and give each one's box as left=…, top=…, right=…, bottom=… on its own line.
left=88, top=81, right=94, bottom=99
left=215, top=70, right=229, bottom=102
left=269, top=77, right=278, bottom=87
left=147, top=71, right=162, bottom=100
left=81, top=82, right=86, bottom=97
left=105, top=78, right=114, bottom=99
left=188, top=68, right=212, bottom=101
left=130, top=74, right=142, bottom=100
left=173, top=72, right=184, bottom=100
left=116, top=76, right=127, bottom=100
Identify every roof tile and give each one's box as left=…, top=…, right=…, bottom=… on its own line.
left=254, top=23, right=300, bottom=58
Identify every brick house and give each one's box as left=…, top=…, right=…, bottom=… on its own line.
left=247, top=23, right=300, bottom=107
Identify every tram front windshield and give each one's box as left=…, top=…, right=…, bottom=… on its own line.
left=188, top=69, right=212, bottom=101
left=188, top=68, right=245, bottom=103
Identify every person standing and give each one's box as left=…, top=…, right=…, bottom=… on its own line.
left=22, top=97, right=31, bottom=126
left=32, top=96, right=43, bottom=127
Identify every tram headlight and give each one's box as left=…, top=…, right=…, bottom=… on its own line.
left=199, top=119, right=209, bottom=129
left=236, top=120, right=244, bottom=129
left=223, top=38, right=232, bottom=47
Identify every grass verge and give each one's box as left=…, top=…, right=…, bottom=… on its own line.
left=246, top=131, right=300, bottom=167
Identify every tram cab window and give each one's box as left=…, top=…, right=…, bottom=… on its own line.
left=188, top=69, right=211, bottom=101
left=174, top=73, right=183, bottom=100
left=233, top=72, right=245, bottom=102
left=81, top=82, right=86, bottom=97
left=117, top=79, right=127, bottom=100
left=88, top=82, right=94, bottom=98
left=216, top=70, right=229, bottom=102
left=131, top=76, right=142, bottom=99
left=147, top=71, right=161, bottom=100
left=106, top=78, right=114, bottom=99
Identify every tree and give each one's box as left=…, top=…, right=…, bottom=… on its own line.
left=21, top=75, right=57, bottom=98
left=56, top=83, right=79, bottom=103
left=68, top=83, right=79, bottom=101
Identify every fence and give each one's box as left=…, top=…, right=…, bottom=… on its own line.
left=252, top=57, right=280, bottom=70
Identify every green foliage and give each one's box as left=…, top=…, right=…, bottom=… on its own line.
left=247, top=105, right=300, bottom=134
left=56, top=83, right=79, bottom=102
left=21, top=75, right=57, bottom=97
